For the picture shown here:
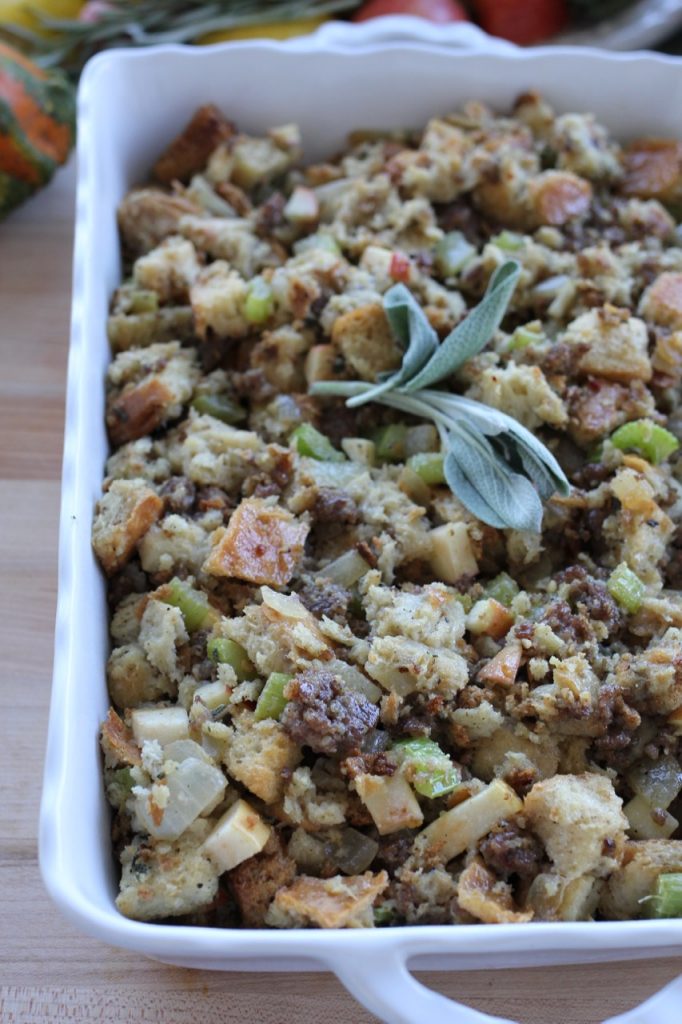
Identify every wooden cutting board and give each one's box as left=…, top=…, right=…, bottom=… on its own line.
left=1, top=159, right=679, bottom=1024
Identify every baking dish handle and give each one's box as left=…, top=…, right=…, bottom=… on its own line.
left=307, top=16, right=518, bottom=54
left=332, top=949, right=517, bottom=1024
left=333, top=950, right=682, bottom=1024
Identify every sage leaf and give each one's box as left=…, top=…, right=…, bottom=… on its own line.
left=401, top=260, right=521, bottom=392
left=445, top=424, right=544, bottom=532
left=346, top=283, right=438, bottom=408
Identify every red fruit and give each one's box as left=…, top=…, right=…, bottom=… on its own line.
left=473, top=0, right=569, bottom=45
left=352, top=0, right=469, bottom=24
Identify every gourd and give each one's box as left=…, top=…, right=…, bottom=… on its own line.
left=0, top=41, right=76, bottom=218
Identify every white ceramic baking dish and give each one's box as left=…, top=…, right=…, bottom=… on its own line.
left=40, top=17, right=682, bottom=1023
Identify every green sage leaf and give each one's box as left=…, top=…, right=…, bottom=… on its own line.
left=401, top=260, right=521, bottom=392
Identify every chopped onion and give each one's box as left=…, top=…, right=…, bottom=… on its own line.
left=329, top=659, right=382, bottom=704
left=627, top=756, right=682, bottom=810
left=134, top=757, right=227, bottom=840
left=163, top=739, right=211, bottom=764
left=316, top=548, right=371, bottom=587
left=328, top=828, right=379, bottom=875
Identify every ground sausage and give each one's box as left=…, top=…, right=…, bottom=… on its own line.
left=281, top=669, right=379, bottom=756
left=159, top=476, right=196, bottom=515
left=479, top=821, right=543, bottom=880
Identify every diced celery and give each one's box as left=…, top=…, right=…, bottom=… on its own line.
left=129, top=289, right=158, bottom=314
left=392, top=736, right=461, bottom=799
left=492, top=230, right=523, bottom=251
left=435, top=231, right=475, bottom=276
left=607, top=563, right=646, bottom=614
left=373, top=423, right=407, bottom=463
left=294, top=232, right=341, bottom=256
left=254, top=672, right=292, bottom=721
left=484, top=572, right=520, bottom=608
left=610, top=419, right=679, bottom=465
left=508, top=323, right=543, bottom=351
left=407, top=452, right=445, bottom=485
left=373, top=902, right=396, bottom=926
left=164, top=577, right=218, bottom=632
left=453, top=591, right=473, bottom=613
left=652, top=873, right=682, bottom=918
left=192, top=393, right=246, bottom=424
left=290, top=423, right=346, bottom=462
left=207, top=638, right=255, bottom=681
left=243, top=276, right=274, bottom=324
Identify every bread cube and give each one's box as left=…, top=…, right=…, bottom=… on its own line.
left=203, top=498, right=309, bottom=587
left=92, top=478, right=163, bottom=576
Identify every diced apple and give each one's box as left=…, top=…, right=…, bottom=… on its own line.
left=202, top=798, right=271, bottom=873
left=304, top=344, right=338, bottom=385
left=354, top=773, right=423, bottom=836
left=413, top=779, right=522, bottom=864
left=131, top=706, right=189, bottom=746
left=625, top=795, right=679, bottom=840
left=429, top=522, right=478, bottom=584
left=284, top=186, right=320, bottom=225
left=466, top=598, right=514, bottom=640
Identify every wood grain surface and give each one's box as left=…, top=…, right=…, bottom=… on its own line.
left=1, top=160, right=680, bottom=1024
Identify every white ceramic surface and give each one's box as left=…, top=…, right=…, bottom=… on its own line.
left=39, top=19, right=682, bottom=1024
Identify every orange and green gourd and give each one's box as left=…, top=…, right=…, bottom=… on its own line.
left=0, top=41, right=76, bottom=218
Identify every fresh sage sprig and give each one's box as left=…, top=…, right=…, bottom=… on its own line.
left=312, top=260, right=569, bottom=532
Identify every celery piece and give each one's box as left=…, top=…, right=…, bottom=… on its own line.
left=373, top=423, right=408, bottom=463
left=192, top=393, right=246, bottom=424
left=508, top=325, right=543, bottom=351
left=393, top=736, right=461, bottom=799
left=207, top=638, right=255, bottom=682
left=129, top=289, right=158, bottom=314
left=610, top=419, right=679, bottom=465
left=164, top=577, right=217, bottom=632
left=407, top=452, right=445, bottom=485
left=607, top=563, right=646, bottom=614
left=254, top=672, right=292, bottom=721
left=243, top=276, right=274, bottom=324
left=294, top=232, right=341, bottom=256
left=290, top=423, right=346, bottom=462
left=485, top=572, right=520, bottom=608
left=373, top=903, right=396, bottom=927
left=492, top=230, right=524, bottom=252
left=435, top=231, right=475, bottom=277
left=652, top=873, right=682, bottom=918
left=453, top=591, right=473, bottom=613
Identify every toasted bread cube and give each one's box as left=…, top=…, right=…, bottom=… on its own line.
left=413, top=779, right=523, bottom=865
left=108, top=306, right=195, bottom=353
left=131, top=706, right=189, bottom=746
left=190, top=261, right=250, bottom=340
left=116, top=820, right=218, bottom=921
left=117, top=188, right=200, bottom=257
left=267, top=871, right=388, bottom=929
left=202, top=798, right=271, bottom=874
left=639, top=272, right=682, bottom=331
left=107, top=642, right=175, bottom=709
left=457, top=858, right=533, bottom=924
left=229, top=834, right=297, bottom=927
left=100, top=708, right=141, bottom=768
left=621, top=139, right=682, bottom=204
left=92, top=478, right=163, bottom=576
left=133, top=236, right=200, bottom=304
left=354, top=773, right=424, bottom=835
left=429, top=522, right=479, bottom=584
left=223, top=713, right=301, bottom=804
left=528, top=170, right=592, bottom=226
left=563, top=306, right=652, bottom=383
left=524, top=773, right=627, bottom=879
left=331, top=303, right=401, bottom=382
left=204, top=498, right=309, bottom=587
left=153, top=104, right=234, bottom=184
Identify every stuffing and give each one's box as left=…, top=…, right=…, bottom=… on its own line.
left=466, top=362, right=567, bottom=430
left=524, top=773, right=627, bottom=879
left=98, top=96, right=682, bottom=930
left=266, top=871, right=388, bottom=928
left=222, top=712, right=302, bottom=804
left=562, top=306, right=652, bottom=383
left=106, top=342, right=199, bottom=447
left=203, top=498, right=309, bottom=586
left=132, top=235, right=200, bottom=303
left=116, top=820, right=219, bottom=920
left=92, top=478, right=163, bottom=576
left=106, top=642, right=176, bottom=709
left=138, top=598, right=188, bottom=684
